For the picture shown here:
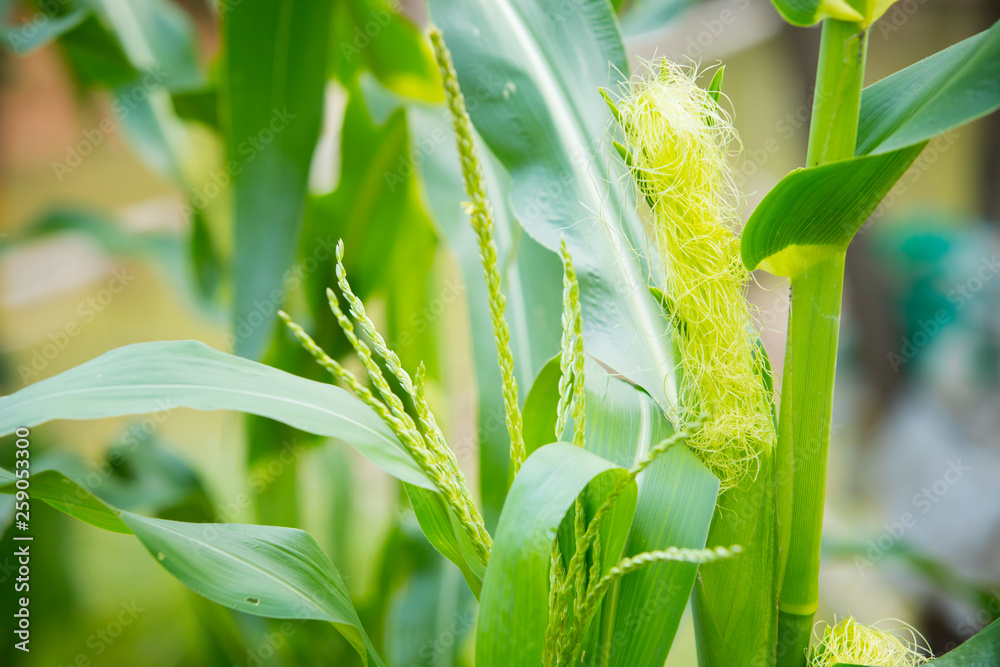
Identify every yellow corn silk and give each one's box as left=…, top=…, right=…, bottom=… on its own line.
left=615, top=61, right=775, bottom=490
left=809, top=617, right=930, bottom=667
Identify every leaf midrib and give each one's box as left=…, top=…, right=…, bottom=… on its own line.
left=4, top=382, right=396, bottom=446
left=491, top=0, right=674, bottom=402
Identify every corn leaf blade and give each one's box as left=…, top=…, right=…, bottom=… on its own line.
left=742, top=21, right=1000, bottom=275
left=226, top=0, right=333, bottom=358
left=692, top=449, right=778, bottom=666
left=475, top=443, right=637, bottom=666
left=580, top=360, right=719, bottom=666
left=0, top=467, right=130, bottom=533
left=120, top=513, right=383, bottom=665
left=0, top=341, right=433, bottom=489
left=522, top=354, right=563, bottom=456
left=0, top=466, right=383, bottom=665
left=858, top=19, right=1000, bottom=155
left=740, top=143, right=924, bottom=275
left=406, top=484, right=487, bottom=597
left=521, top=357, right=720, bottom=665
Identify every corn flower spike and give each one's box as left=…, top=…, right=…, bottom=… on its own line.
left=335, top=240, right=418, bottom=398
left=550, top=235, right=588, bottom=660
left=808, top=617, right=930, bottom=667
left=324, top=285, right=492, bottom=567
left=543, top=541, right=570, bottom=667
left=414, top=363, right=495, bottom=558
left=610, top=60, right=775, bottom=490
left=280, top=278, right=491, bottom=570
left=567, top=245, right=586, bottom=448
left=429, top=26, right=526, bottom=478
left=334, top=242, right=461, bottom=480
left=279, top=311, right=456, bottom=518
left=560, top=418, right=705, bottom=601
left=557, top=545, right=743, bottom=664
left=555, top=246, right=576, bottom=442
left=278, top=311, right=403, bottom=434
left=543, top=417, right=706, bottom=663
left=555, top=239, right=586, bottom=448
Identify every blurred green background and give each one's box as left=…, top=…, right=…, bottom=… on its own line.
left=0, top=0, right=998, bottom=665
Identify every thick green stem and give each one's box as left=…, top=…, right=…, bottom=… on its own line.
left=776, top=18, right=867, bottom=667
left=776, top=254, right=845, bottom=665
left=805, top=20, right=868, bottom=167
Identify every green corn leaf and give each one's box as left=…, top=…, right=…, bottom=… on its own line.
left=0, top=340, right=433, bottom=489
left=520, top=356, right=720, bottom=665
left=427, top=0, right=678, bottom=412
left=707, top=66, right=725, bottom=104
left=857, top=19, right=1000, bottom=155
left=120, top=514, right=383, bottom=665
left=5, top=338, right=489, bottom=587
left=579, top=359, right=719, bottom=667
left=475, top=443, right=637, bottom=666
left=302, top=85, right=439, bottom=372
left=693, top=448, right=778, bottom=667
left=226, top=0, right=333, bottom=358
left=740, top=143, right=924, bottom=276
left=406, top=484, right=487, bottom=598
left=0, top=467, right=129, bottom=533
left=56, top=15, right=139, bottom=87
left=17, top=0, right=202, bottom=88
left=332, top=0, right=441, bottom=101
left=742, top=20, right=1000, bottom=276
left=86, top=0, right=203, bottom=91
left=0, top=466, right=384, bottom=665
left=522, top=355, right=563, bottom=456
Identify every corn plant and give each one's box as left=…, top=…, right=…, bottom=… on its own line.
left=2, top=0, right=1000, bottom=665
